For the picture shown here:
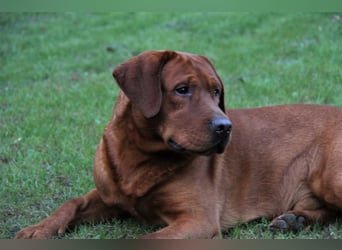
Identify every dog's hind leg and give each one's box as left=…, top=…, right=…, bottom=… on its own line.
left=270, top=136, right=342, bottom=233
left=16, top=189, right=122, bottom=239
left=268, top=193, right=339, bottom=232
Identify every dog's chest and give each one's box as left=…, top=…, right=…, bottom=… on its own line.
left=131, top=195, right=166, bottom=224
left=115, top=167, right=183, bottom=225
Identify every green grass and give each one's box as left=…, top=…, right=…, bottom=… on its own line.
left=1, top=13, right=342, bottom=239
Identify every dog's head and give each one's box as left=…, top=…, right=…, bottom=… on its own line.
left=113, top=50, right=232, bottom=155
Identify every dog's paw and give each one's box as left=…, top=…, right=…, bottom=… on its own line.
left=15, top=224, right=66, bottom=239
left=268, top=213, right=305, bottom=233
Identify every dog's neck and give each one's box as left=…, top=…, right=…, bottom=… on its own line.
left=106, top=93, right=193, bottom=197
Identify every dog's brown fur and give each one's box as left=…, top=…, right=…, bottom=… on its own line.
left=16, top=50, right=342, bottom=239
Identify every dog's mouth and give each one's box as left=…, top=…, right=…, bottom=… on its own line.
left=167, top=139, right=186, bottom=152
left=167, top=137, right=229, bottom=155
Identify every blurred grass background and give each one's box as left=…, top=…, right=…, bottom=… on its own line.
left=1, top=13, right=342, bottom=239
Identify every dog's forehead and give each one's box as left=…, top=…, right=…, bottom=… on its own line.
left=163, top=52, right=219, bottom=80
left=175, top=51, right=210, bottom=66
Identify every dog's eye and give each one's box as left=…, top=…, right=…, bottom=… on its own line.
left=214, top=89, right=220, bottom=97
left=175, top=86, right=191, bottom=96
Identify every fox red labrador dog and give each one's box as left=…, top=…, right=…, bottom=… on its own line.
left=16, top=50, right=342, bottom=239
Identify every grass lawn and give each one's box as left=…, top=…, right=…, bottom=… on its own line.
left=1, top=13, right=342, bottom=239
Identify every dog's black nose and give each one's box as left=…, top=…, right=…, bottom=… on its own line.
left=210, top=117, right=232, bottom=138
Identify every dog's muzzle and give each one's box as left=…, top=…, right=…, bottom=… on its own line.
left=167, top=117, right=232, bottom=155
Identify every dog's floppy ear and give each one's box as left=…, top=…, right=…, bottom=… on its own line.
left=219, top=85, right=226, bottom=113
left=113, top=50, right=176, bottom=118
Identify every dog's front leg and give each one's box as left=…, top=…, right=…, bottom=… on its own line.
left=140, top=219, right=221, bottom=239
left=16, top=189, right=119, bottom=239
